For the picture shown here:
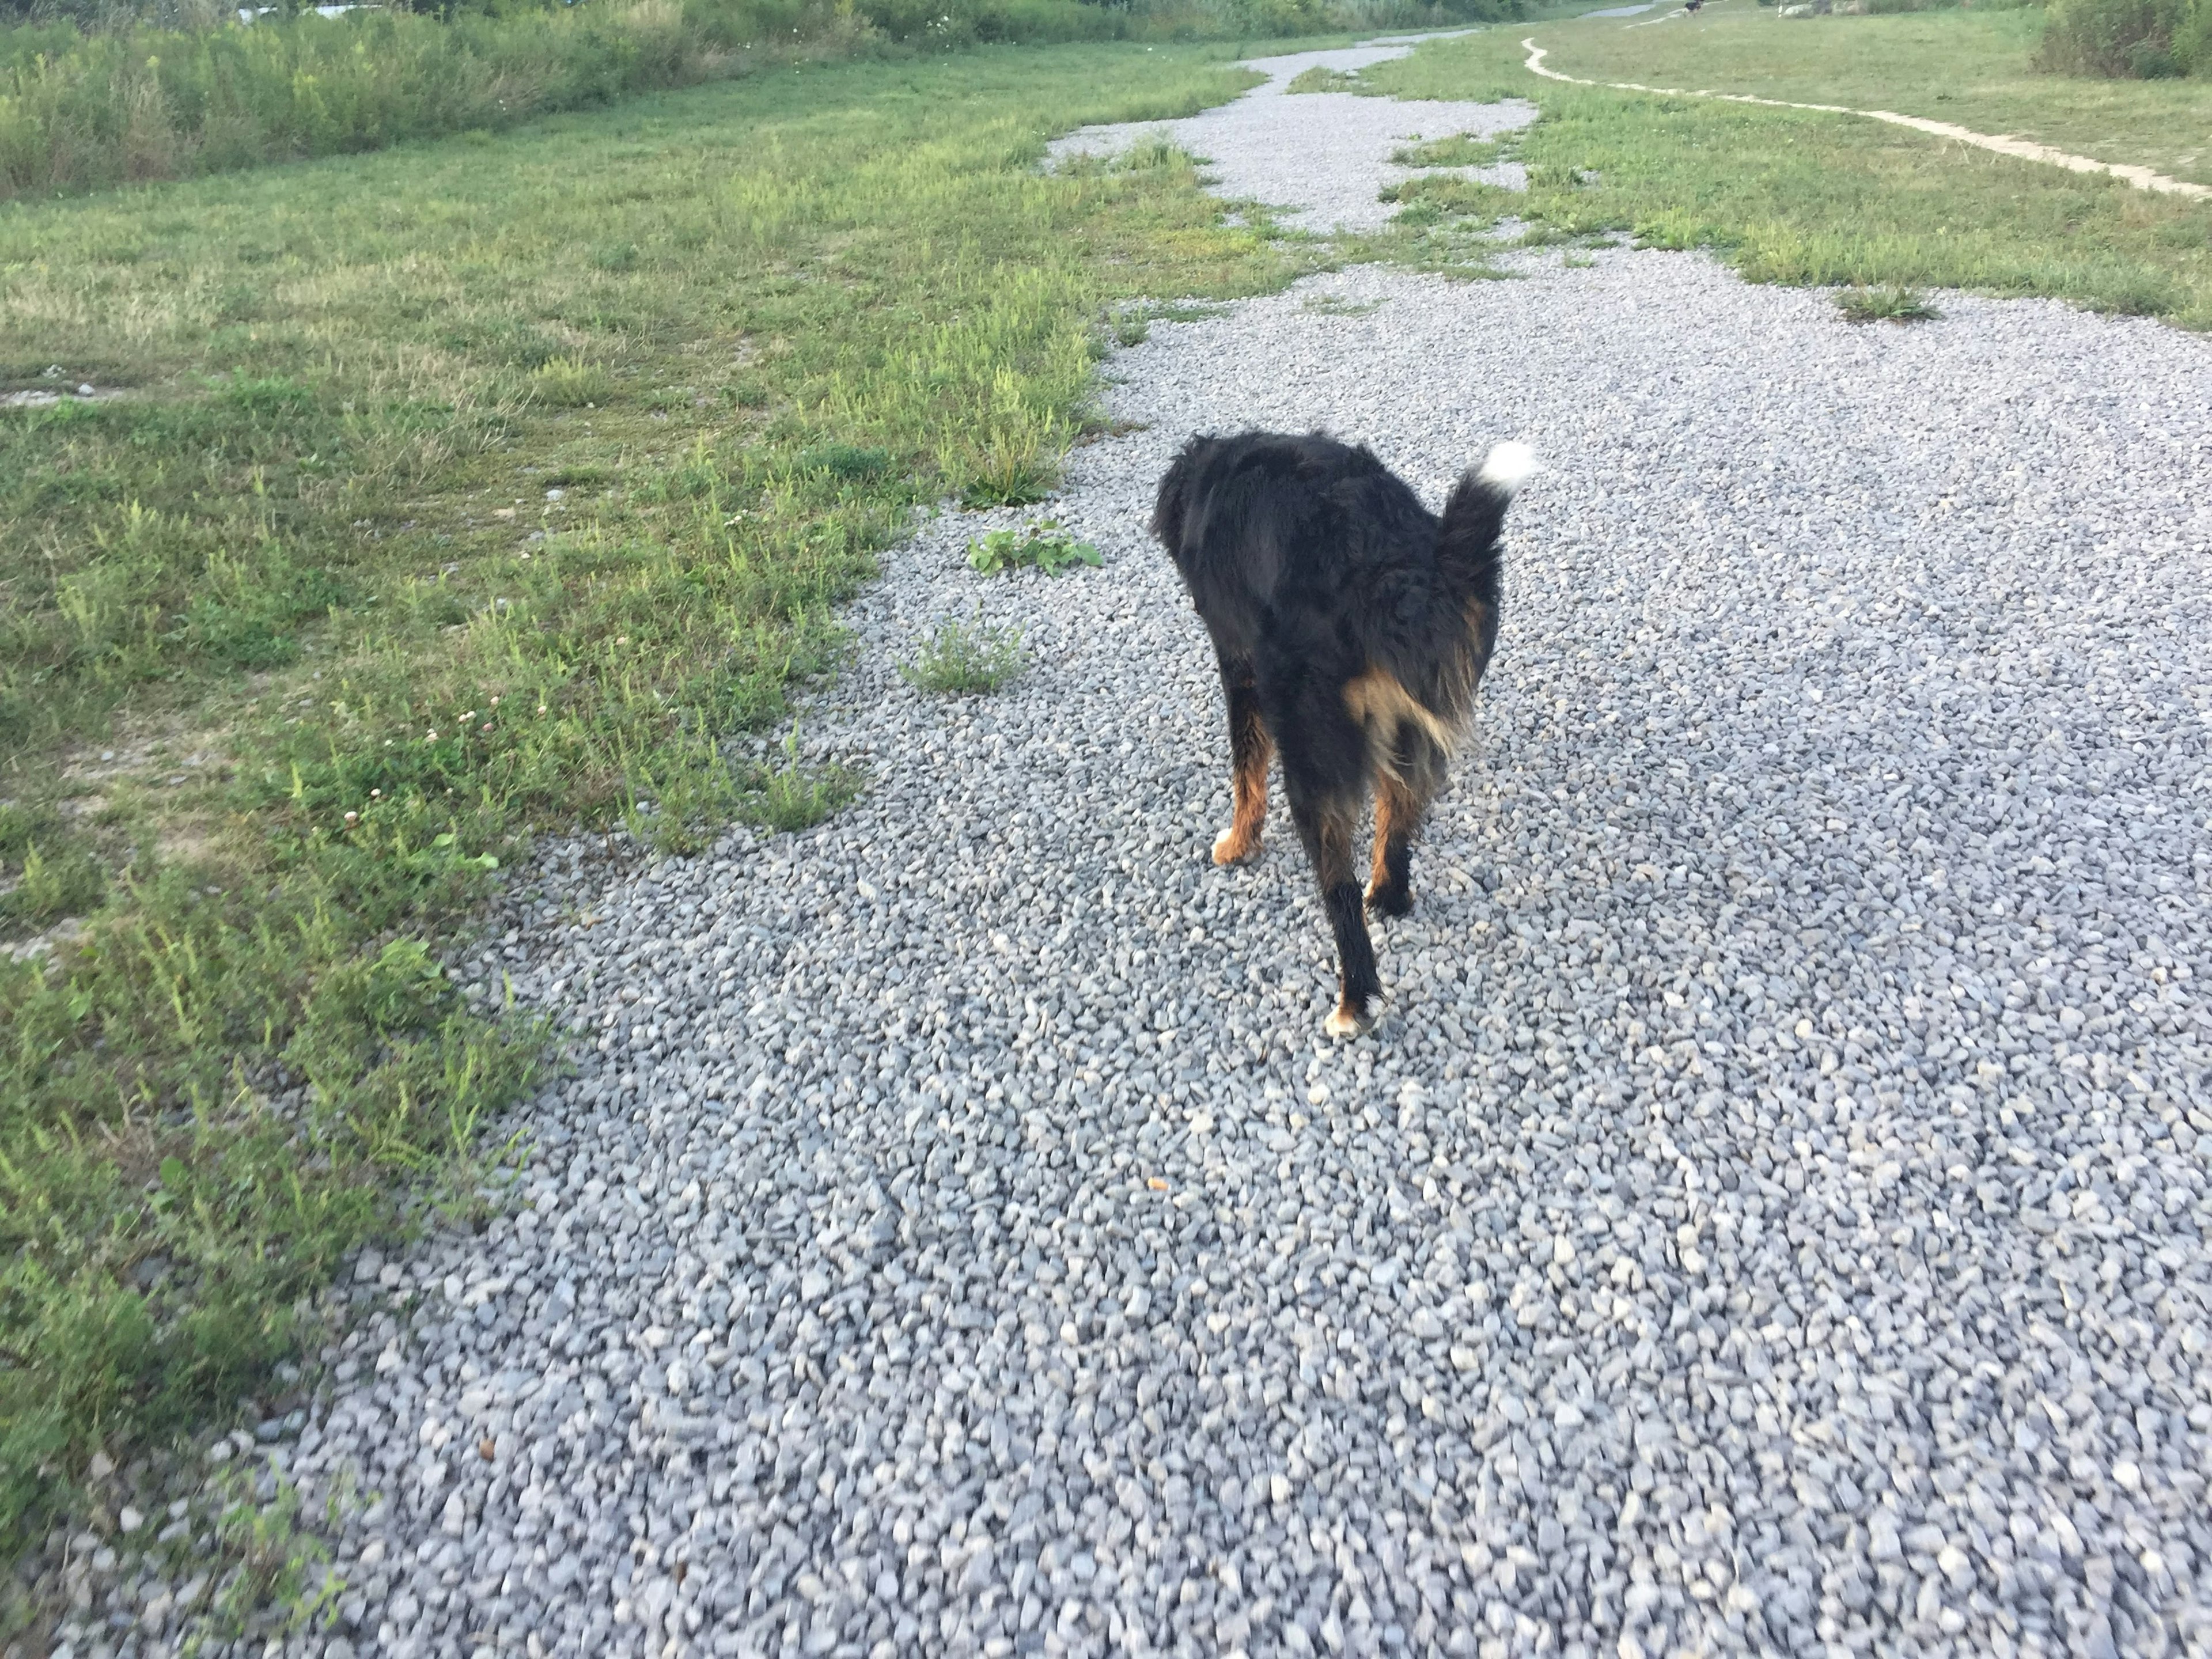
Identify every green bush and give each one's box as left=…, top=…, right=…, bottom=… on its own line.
left=2038, top=0, right=2209, bottom=75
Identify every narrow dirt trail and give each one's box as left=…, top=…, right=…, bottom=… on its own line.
left=1520, top=36, right=2212, bottom=198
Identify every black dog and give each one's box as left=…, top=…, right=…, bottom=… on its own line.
left=1151, top=430, right=1532, bottom=1035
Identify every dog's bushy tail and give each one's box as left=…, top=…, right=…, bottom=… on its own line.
left=1437, top=441, right=1535, bottom=608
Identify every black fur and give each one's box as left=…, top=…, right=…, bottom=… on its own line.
left=1152, top=429, right=1520, bottom=1034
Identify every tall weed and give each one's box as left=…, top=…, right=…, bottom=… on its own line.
left=2037, top=0, right=2209, bottom=74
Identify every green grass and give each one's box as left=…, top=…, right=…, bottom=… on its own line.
left=1389, top=130, right=1508, bottom=165
left=1513, top=5, right=2212, bottom=185
left=899, top=618, right=1028, bottom=693
left=0, top=0, right=1164, bottom=203
left=1377, top=167, right=1522, bottom=219
left=0, top=39, right=1311, bottom=1569
left=1286, top=62, right=1367, bottom=89
left=1836, top=281, right=1941, bottom=321
left=1361, top=20, right=2212, bottom=328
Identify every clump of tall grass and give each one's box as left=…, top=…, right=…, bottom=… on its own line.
left=2037, top=0, right=2210, bottom=74
left=0, top=0, right=1533, bottom=202
left=0, top=0, right=1120, bottom=200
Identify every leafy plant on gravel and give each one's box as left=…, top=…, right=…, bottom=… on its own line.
left=967, top=521, right=1104, bottom=576
left=1836, top=283, right=1942, bottom=322
left=753, top=728, right=861, bottom=834
left=900, top=618, right=1027, bottom=694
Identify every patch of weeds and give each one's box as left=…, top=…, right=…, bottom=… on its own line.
left=1360, top=216, right=1515, bottom=282
left=1112, top=135, right=1186, bottom=172
left=1301, top=294, right=1387, bottom=316
left=1513, top=221, right=1578, bottom=247
left=0, top=838, right=105, bottom=930
left=1054, top=134, right=1188, bottom=177
left=1836, top=283, right=1940, bottom=322
left=967, top=521, right=1102, bottom=577
left=544, top=464, right=613, bottom=489
left=900, top=618, right=1025, bottom=695
left=529, top=357, right=615, bottom=407
left=1379, top=173, right=1519, bottom=223
left=592, top=241, right=642, bottom=272
left=1563, top=252, right=1598, bottom=268
left=1107, top=306, right=1151, bottom=347
left=167, top=552, right=348, bottom=672
left=1142, top=300, right=1233, bottom=325
left=1526, top=162, right=1604, bottom=192
left=206, top=1465, right=344, bottom=1640
left=959, top=439, right=1058, bottom=509
left=1286, top=66, right=1363, bottom=93
left=796, top=443, right=893, bottom=480
left=749, top=729, right=858, bottom=834
left=0, top=803, right=44, bottom=861
left=1391, top=133, right=1506, bottom=167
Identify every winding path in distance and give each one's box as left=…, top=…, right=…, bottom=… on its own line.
left=1520, top=36, right=2212, bottom=199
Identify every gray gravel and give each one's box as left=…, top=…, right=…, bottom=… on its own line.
left=1048, top=37, right=1533, bottom=233
left=34, top=43, right=2212, bottom=1659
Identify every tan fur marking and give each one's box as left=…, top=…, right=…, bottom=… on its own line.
left=1213, top=708, right=1272, bottom=864
left=1343, top=667, right=1457, bottom=759
left=1369, top=773, right=1410, bottom=897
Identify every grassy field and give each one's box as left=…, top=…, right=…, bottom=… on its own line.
left=0, top=0, right=1516, bottom=203
left=1521, top=2, right=2212, bottom=186
left=1362, top=13, right=2212, bottom=328
left=0, top=39, right=1315, bottom=1566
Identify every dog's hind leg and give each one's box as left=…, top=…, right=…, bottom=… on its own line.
left=1211, top=649, right=1272, bottom=866
left=1367, top=769, right=1420, bottom=919
left=1366, top=728, right=1444, bottom=919
left=1280, top=735, right=1383, bottom=1036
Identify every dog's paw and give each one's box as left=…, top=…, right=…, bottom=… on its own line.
left=1365, top=880, right=1412, bottom=919
left=1212, top=830, right=1261, bottom=866
left=1324, top=995, right=1384, bottom=1038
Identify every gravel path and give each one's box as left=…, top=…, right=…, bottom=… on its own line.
left=1049, top=37, right=1533, bottom=233
left=46, top=43, right=2212, bottom=1659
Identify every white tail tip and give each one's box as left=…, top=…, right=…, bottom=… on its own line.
left=1477, top=441, right=1537, bottom=493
